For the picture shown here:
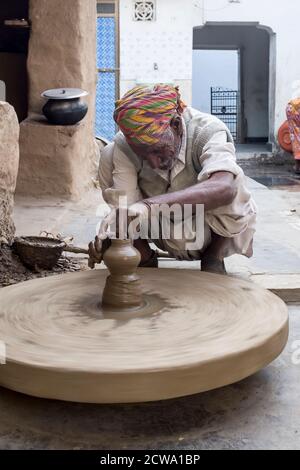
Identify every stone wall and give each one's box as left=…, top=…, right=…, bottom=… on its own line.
left=0, top=102, right=19, bottom=243
left=16, top=0, right=98, bottom=199
left=27, top=0, right=96, bottom=125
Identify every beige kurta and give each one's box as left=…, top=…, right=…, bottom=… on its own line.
left=99, top=112, right=257, bottom=260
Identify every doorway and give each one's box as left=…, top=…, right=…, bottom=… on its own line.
left=95, top=0, right=120, bottom=142
left=193, top=49, right=240, bottom=141
left=0, top=0, right=29, bottom=122
left=193, top=23, right=275, bottom=147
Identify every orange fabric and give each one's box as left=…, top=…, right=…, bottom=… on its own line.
left=278, top=120, right=292, bottom=153
left=286, top=99, right=300, bottom=160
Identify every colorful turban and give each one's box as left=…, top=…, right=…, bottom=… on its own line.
left=114, top=84, right=186, bottom=146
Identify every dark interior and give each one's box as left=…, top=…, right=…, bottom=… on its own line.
left=0, top=0, right=30, bottom=121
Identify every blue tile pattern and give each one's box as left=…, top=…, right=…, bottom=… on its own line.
left=95, top=72, right=116, bottom=141
left=95, top=17, right=117, bottom=141
left=96, top=17, right=115, bottom=68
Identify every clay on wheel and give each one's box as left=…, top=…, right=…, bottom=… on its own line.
left=0, top=269, right=289, bottom=403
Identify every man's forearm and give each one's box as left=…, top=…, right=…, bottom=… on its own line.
left=143, top=172, right=237, bottom=212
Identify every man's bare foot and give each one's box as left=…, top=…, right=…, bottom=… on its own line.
left=201, top=256, right=227, bottom=275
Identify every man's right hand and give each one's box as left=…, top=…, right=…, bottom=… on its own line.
left=98, top=201, right=150, bottom=241
left=98, top=208, right=117, bottom=240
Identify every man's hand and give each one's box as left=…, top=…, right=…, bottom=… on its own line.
left=98, top=208, right=117, bottom=240
left=88, top=235, right=104, bottom=269
left=128, top=202, right=150, bottom=220
left=98, top=188, right=128, bottom=240
left=97, top=202, right=151, bottom=241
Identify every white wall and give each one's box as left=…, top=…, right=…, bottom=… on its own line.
left=192, top=50, right=238, bottom=113
left=119, top=0, right=197, bottom=104
left=119, top=0, right=300, bottom=140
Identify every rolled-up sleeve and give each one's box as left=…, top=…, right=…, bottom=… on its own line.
left=197, top=130, right=240, bottom=182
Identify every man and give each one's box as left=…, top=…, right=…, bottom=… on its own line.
left=90, top=84, right=256, bottom=273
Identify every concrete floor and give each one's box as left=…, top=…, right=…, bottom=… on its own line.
left=1, top=161, right=299, bottom=450
left=236, top=143, right=273, bottom=159
left=0, top=304, right=298, bottom=450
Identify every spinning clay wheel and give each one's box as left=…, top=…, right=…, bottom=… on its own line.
left=0, top=240, right=288, bottom=403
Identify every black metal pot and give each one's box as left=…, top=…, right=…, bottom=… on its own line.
left=42, top=98, right=88, bottom=125
left=41, top=88, right=89, bottom=126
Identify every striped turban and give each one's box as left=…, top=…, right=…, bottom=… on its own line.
left=113, top=84, right=186, bottom=146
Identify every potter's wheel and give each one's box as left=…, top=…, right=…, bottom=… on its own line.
left=0, top=269, right=288, bottom=403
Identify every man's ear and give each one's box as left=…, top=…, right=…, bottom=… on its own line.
left=170, top=115, right=183, bottom=136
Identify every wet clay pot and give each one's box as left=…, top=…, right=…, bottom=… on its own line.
left=102, top=239, right=142, bottom=309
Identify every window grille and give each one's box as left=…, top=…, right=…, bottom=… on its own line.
left=134, top=1, right=156, bottom=21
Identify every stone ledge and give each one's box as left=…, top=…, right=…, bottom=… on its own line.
left=16, top=116, right=94, bottom=200
left=250, top=273, right=300, bottom=303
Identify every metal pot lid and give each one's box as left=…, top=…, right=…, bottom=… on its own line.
left=41, top=88, right=89, bottom=100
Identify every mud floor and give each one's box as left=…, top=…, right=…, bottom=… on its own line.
left=0, top=244, right=88, bottom=288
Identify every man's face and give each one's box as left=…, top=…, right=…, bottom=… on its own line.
left=129, top=120, right=183, bottom=171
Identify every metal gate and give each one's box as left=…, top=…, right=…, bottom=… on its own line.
left=211, top=87, right=239, bottom=141
left=95, top=1, right=119, bottom=142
